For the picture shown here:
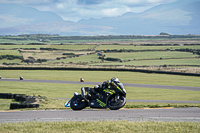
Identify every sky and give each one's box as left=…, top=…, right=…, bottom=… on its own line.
left=0, top=0, right=177, bottom=22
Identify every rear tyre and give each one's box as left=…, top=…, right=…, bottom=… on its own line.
left=70, top=95, right=88, bottom=110
left=107, top=95, right=126, bottom=110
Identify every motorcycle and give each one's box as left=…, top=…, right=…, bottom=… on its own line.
left=65, top=83, right=126, bottom=110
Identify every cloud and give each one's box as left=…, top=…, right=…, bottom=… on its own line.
left=0, top=0, right=177, bottom=21
left=77, top=0, right=106, bottom=5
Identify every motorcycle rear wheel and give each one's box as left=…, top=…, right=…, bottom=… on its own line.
left=107, top=95, right=126, bottom=110
left=70, top=95, right=88, bottom=110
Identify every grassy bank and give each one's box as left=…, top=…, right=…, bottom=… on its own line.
left=0, top=70, right=199, bottom=110
left=0, top=121, right=200, bottom=133
left=0, top=81, right=200, bottom=110
left=0, top=81, right=200, bottom=101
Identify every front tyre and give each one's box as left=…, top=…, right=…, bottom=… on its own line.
left=70, top=95, right=88, bottom=110
left=107, top=95, right=126, bottom=110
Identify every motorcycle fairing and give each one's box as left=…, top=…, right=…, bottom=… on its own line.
left=89, top=99, right=107, bottom=108
left=64, top=100, right=71, bottom=107
left=89, top=89, right=114, bottom=108
left=103, top=88, right=115, bottom=95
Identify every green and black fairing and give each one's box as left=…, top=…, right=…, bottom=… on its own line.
left=88, top=83, right=126, bottom=109
left=88, top=88, right=115, bottom=108
left=69, top=81, right=127, bottom=110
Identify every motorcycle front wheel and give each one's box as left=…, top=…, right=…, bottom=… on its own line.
left=70, top=95, right=88, bottom=110
left=107, top=95, right=126, bottom=110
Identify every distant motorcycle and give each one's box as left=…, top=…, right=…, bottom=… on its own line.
left=65, top=83, right=126, bottom=110
left=20, top=76, right=23, bottom=80
left=80, top=78, right=84, bottom=82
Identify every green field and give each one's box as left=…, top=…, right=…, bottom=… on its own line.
left=47, top=44, right=96, bottom=50
left=96, top=44, right=200, bottom=50
left=0, top=39, right=42, bottom=44
left=0, top=45, right=46, bottom=49
left=0, top=59, right=22, bottom=64
left=0, top=50, right=21, bottom=56
left=49, top=54, right=101, bottom=64
left=0, top=70, right=199, bottom=87
left=93, top=58, right=200, bottom=66
left=1, top=48, right=198, bottom=67
left=104, top=51, right=197, bottom=60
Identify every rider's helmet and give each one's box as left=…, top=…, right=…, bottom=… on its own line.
left=111, top=77, right=120, bottom=84
left=110, top=77, right=120, bottom=87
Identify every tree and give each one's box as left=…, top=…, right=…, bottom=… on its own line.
left=159, top=32, right=170, bottom=35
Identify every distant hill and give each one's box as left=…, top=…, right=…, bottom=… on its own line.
left=0, top=4, right=63, bottom=28
left=0, top=0, right=200, bottom=35
left=0, top=21, right=113, bottom=36
left=78, top=0, right=200, bottom=35
left=0, top=4, right=112, bottom=35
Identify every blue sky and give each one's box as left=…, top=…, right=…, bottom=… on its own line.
left=0, top=0, right=177, bottom=21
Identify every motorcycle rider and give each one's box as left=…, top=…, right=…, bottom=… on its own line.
left=81, top=77, right=121, bottom=100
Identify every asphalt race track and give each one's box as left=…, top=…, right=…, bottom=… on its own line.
left=0, top=108, right=200, bottom=123
left=1, top=78, right=200, bottom=123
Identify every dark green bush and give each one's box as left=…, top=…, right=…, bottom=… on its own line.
left=0, top=55, right=23, bottom=60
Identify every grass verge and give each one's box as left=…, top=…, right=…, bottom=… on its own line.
left=1, top=99, right=200, bottom=111
left=0, top=121, right=200, bottom=133
left=125, top=102, right=200, bottom=109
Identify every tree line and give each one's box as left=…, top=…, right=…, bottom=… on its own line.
left=1, top=34, right=200, bottom=41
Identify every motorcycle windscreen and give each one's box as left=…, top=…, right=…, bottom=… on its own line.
left=116, top=83, right=126, bottom=94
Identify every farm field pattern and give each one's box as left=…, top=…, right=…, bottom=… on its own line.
left=0, top=35, right=200, bottom=73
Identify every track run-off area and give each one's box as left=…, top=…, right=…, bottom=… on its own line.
left=1, top=78, right=200, bottom=104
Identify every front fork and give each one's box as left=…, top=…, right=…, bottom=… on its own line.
left=81, top=87, right=90, bottom=102
left=115, top=95, right=120, bottom=101
left=81, top=87, right=85, bottom=98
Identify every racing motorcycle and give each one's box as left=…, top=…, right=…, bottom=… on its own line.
left=65, top=83, right=126, bottom=110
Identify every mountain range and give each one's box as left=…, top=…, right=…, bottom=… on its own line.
left=0, top=0, right=200, bottom=35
